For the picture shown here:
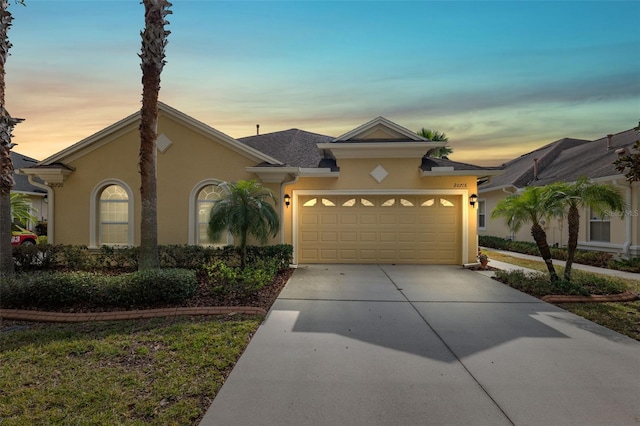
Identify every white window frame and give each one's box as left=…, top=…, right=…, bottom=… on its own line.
left=89, top=179, right=135, bottom=248
left=478, top=199, right=487, bottom=230
left=188, top=179, right=233, bottom=246
left=589, top=209, right=611, bottom=242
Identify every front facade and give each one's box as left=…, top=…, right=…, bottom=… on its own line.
left=21, top=103, right=499, bottom=265
left=478, top=129, right=640, bottom=258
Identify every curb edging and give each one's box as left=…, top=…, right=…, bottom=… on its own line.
left=0, top=306, right=267, bottom=323
left=541, top=291, right=639, bottom=304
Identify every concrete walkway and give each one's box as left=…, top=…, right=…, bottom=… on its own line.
left=200, top=264, right=640, bottom=426
left=483, top=248, right=640, bottom=281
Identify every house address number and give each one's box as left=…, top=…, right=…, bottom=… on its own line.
left=453, top=183, right=467, bottom=188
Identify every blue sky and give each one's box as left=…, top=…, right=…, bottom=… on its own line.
left=6, top=0, right=640, bottom=166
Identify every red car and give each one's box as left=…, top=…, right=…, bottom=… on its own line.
left=11, top=224, right=37, bottom=246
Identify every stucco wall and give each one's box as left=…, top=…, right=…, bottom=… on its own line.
left=52, top=114, right=267, bottom=246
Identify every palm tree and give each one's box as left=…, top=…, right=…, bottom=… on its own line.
left=492, top=186, right=560, bottom=281
left=208, top=180, right=280, bottom=268
left=545, top=178, right=625, bottom=281
left=10, top=192, right=36, bottom=225
left=0, top=0, right=25, bottom=276
left=138, top=0, right=171, bottom=271
left=417, top=128, right=453, bottom=159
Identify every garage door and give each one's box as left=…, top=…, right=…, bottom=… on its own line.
left=297, top=194, right=461, bottom=264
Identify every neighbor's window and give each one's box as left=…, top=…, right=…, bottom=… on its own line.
left=589, top=210, right=610, bottom=242
left=478, top=200, right=486, bottom=229
left=99, top=185, right=129, bottom=245
left=197, top=185, right=228, bottom=246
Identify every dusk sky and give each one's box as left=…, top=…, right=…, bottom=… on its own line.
left=6, top=0, right=640, bottom=166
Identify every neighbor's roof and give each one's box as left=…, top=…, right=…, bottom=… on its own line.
left=533, top=128, right=639, bottom=186
left=11, top=151, right=46, bottom=194
left=238, top=128, right=334, bottom=168
left=479, top=138, right=589, bottom=191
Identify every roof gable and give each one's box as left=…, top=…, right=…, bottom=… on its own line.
left=320, top=116, right=446, bottom=159
left=37, top=102, right=283, bottom=167
left=334, top=116, right=427, bottom=142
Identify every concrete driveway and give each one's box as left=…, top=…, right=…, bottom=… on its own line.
left=200, top=264, right=640, bottom=426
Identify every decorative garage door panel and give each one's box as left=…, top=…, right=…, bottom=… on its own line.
left=298, top=195, right=461, bottom=264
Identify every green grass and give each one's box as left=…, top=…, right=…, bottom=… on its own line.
left=0, top=316, right=261, bottom=425
left=485, top=250, right=640, bottom=341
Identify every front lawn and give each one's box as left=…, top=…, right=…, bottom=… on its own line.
left=0, top=316, right=261, bottom=425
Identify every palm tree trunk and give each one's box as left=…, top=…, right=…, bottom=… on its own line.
left=0, top=1, right=19, bottom=276
left=531, top=222, right=559, bottom=281
left=564, top=205, right=580, bottom=281
left=138, top=0, right=171, bottom=270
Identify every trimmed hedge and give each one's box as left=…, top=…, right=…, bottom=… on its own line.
left=494, top=269, right=628, bottom=297
left=11, top=243, right=293, bottom=273
left=479, top=236, right=614, bottom=268
left=0, top=269, right=198, bottom=310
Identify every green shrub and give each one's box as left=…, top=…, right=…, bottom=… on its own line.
left=493, top=269, right=627, bottom=297
left=0, top=269, right=197, bottom=310
left=36, top=235, right=48, bottom=245
left=119, top=269, right=198, bottom=307
left=202, top=258, right=279, bottom=298
left=608, top=256, right=640, bottom=273
left=480, top=236, right=616, bottom=268
left=96, top=245, right=139, bottom=271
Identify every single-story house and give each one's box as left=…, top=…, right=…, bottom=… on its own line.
left=478, top=127, right=640, bottom=258
left=11, top=151, right=48, bottom=228
left=20, top=103, right=501, bottom=265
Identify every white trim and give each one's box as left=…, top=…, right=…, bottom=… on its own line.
left=478, top=199, right=487, bottom=231
left=89, top=179, right=135, bottom=248
left=421, top=169, right=503, bottom=177
left=27, top=176, right=54, bottom=243
left=188, top=179, right=222, bottom=245
left=291, top=189, right=471, bottom=265
left=317, top=141, right=437, bottom=159
left=187, top=179, right=234, bottom=246
left=334, top=116, right=428, bottom=142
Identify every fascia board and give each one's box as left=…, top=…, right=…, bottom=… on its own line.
left=421, top=169, right=506, bottom=178
left=334, top=116, right=427, bottom=142
left=318, top=142, right=437, bottom=159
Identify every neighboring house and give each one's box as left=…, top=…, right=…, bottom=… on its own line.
left=19, top=103, right=500, bottom=265
left=11, top=151, right=48, bottom=229
left=478, top=128, right=640, bottom=257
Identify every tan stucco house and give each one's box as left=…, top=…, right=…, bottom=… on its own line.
left=478, top=128, right=640, bottom=258
left=20, top=103, right=501, bottom=265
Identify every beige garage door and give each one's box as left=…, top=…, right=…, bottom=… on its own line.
left=297, top=194, right=461, bottom=264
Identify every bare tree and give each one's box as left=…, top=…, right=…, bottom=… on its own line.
left=138, top=0, right=171, bottom=270
left=0, top=0, right=24, bottom=276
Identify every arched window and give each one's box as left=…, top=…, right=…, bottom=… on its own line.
left=196, top=184, right=230, bottom=246
left=99, top=184, right=129, bottom=245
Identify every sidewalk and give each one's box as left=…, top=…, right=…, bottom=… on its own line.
left=482, top=248, right=640, bottom=281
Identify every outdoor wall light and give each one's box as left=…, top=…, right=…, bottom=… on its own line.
left=284, top=193, right=291, bottom=208
left=469, top=193, right=478, bottom=207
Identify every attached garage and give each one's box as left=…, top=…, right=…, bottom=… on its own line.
left=296, top=192, right=462, bottom=264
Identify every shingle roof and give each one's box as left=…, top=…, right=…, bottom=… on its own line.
left=420, top=157, right=500, bottom=172
left=479, top=138, right=589, bottom=191
left=533, top=129, right=639, bottom=186
left=479, top=127, right=639, bottom=191
left=237, top=129, right=334, bottom=168
left=11, top=151, right=46, bottom=194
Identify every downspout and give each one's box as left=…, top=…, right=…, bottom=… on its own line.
left=613, top=179, right=631, bottom=258
left=27, top=175, right=54, bottom=244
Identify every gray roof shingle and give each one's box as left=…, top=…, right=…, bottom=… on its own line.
left=11, top=151, right=46, bottom=194
left=238, top=129, right=334, bottom=168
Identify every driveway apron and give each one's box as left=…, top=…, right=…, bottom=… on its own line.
left=200, top=264, right=640, bottom=426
